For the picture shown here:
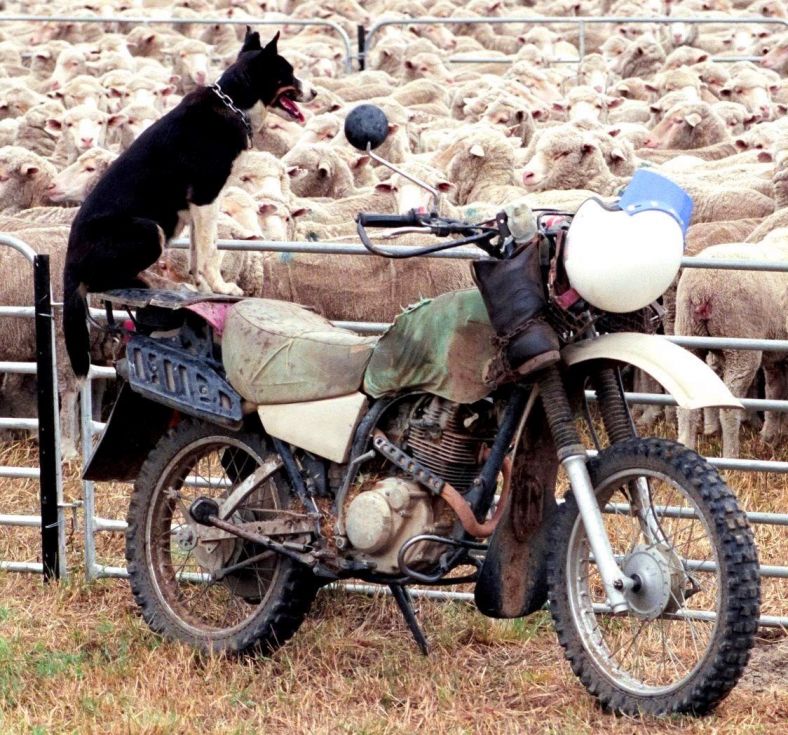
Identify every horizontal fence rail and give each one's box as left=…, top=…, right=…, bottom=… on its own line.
left=0, top=13, right=354, bottom=72
left=364, top=15, right=788, bottom=68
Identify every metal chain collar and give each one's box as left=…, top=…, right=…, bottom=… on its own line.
left=210, top=83, right=252, bottom=147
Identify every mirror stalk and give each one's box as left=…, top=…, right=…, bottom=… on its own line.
left=366, top=143, right=440, bottom=212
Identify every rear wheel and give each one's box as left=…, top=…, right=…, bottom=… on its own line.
left=548, top=438, right=760, bottom=715
left=125, top=419, right=318, bottom=655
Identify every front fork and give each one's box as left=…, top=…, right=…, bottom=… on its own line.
left=538, top=366, right=634, bottom=612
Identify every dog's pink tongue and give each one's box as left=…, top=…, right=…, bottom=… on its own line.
left=280, top=96, right=305, bottom=124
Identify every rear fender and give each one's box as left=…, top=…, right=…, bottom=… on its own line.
left=561, top=332, right=743, bottom=410
left=82, top=381, right=174, bottom=482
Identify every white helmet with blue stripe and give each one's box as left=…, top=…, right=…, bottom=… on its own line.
left=563, top=170, right=693, bottom=313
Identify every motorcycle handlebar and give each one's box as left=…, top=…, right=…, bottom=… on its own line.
left=356, top=210, right=425, bottom=228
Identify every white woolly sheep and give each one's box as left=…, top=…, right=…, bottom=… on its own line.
left=675, top=231, right=788, bottom=457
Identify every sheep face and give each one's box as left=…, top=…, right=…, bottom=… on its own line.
left=47, top=106, right=112, bottom=154
left=219, top=187, right=264, bottom=239
left=48, top=49, right=88, bottom=91
left=720, top=73, right=775, bottom=121
left=762, top=36, right=788, bottom=75
left=232, top=153, right=289, bottom=202
left=47, top=149, right=116, bottom=204
left=521, top=132, right=606, bottom=192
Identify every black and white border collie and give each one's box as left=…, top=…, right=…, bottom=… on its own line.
left=63, top=28, right=312, bottom=377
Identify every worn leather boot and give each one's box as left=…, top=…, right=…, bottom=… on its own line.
left=472, top=243, right=560, bottom=376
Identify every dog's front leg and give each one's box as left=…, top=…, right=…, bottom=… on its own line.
left=189, top=201, right=243, bottom=295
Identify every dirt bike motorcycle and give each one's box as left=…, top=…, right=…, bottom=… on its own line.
left=85, top=105, right=760, bottom=716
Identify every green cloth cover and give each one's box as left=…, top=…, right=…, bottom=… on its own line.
left=364, top=289, right=497, bottom=404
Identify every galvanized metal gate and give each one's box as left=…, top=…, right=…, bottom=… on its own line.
left=0, top=235, right=66, bottom=579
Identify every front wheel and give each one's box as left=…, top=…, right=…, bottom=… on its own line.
left=548, top=438, right=760, bottom=715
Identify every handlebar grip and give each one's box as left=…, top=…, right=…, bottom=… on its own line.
left=357, top=210, right=423, bottom=228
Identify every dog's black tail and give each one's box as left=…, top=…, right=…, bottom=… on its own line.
left=63, top=274, right=90, bottom=379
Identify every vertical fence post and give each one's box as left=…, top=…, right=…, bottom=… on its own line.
left=33, top=254, right=63, bottom=580
left=80, top=379, right=98, bottom=580
left=357, top=25, right=366, bottom=71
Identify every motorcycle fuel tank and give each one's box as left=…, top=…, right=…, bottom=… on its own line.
left=364, top=289, right=498, bottom=404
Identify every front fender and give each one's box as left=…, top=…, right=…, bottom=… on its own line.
left=561, top=333, right=743, bottom=411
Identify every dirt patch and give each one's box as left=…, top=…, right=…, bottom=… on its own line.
left=740, top=635, right=788, bottom=691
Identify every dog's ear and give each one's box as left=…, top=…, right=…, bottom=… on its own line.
left=240, top=26, right=262, bottom=55
left=264, top=31, right=280, bottom=55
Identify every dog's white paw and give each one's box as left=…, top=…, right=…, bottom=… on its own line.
left=210, top=279, right=243, bottom=296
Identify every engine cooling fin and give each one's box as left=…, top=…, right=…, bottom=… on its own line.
left=407, top=400, right=488, bottom=492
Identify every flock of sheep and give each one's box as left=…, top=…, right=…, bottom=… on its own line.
left=0, top=0, right=787, bottom=461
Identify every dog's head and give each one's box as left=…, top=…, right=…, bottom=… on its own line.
left=235, top=28, right=315, bottom=125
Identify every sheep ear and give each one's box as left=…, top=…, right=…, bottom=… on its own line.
left=375, top=182, right=396, bottom=192
left=644, top=82, right=658, bottom=93
left=317, top=161, right=331, bottom=178
left=286, top=165, right=302, bottom=177
left=607, top=126, right=621, bottom=137
left=45, top=118, right=63, bottom=133
left=734, top=138, right=748, bottom=149
left=352, top=154, right=370, bottom=169
left=684, top=112, right=702, bottom=128
left=291, top=206, right=311, bottom=218
left=404, top=59, right=415, bottom=69
left=436, top=181, right=455, bottom=193
left=108, top=113, right=126, bottom=128
left=757, top=150, right=773, bottom=163
left=606, top=96, right=625, bottom=109
left=696, top=53, right=709, bottom=62
left=387, top=122, right=399, bottom=134
left=719, top=86, right=732, bottom=97
left=580, top=140, right=597, bottom=155
left=610, top=146, right=627, bottom=162
left=469, top=143, right=485, bottom=158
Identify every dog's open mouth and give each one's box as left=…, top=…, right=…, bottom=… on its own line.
left=274, top=87, right=305, bottom=125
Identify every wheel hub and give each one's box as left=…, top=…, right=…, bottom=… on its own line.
left=173, top=521, right=237, bottom=574
left=622, top=545, right=683, bottom=620
left=173, top=524, right=198, bottom=554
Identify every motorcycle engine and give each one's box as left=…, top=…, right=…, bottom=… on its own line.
left=344, top=396, right=493, bottom=574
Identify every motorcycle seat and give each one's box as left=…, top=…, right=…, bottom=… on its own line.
left=222, top=298, right=378, bottom=405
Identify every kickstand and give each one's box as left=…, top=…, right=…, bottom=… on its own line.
left=389, top=584, right=429, bottom=656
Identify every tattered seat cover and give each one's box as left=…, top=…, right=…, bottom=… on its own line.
left=222, top=299, right=377, bottom=404
left=364, top=289, right=497, bottom=404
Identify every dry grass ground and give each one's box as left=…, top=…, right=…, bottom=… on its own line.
left=0, top=423, right=786, bottom=734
